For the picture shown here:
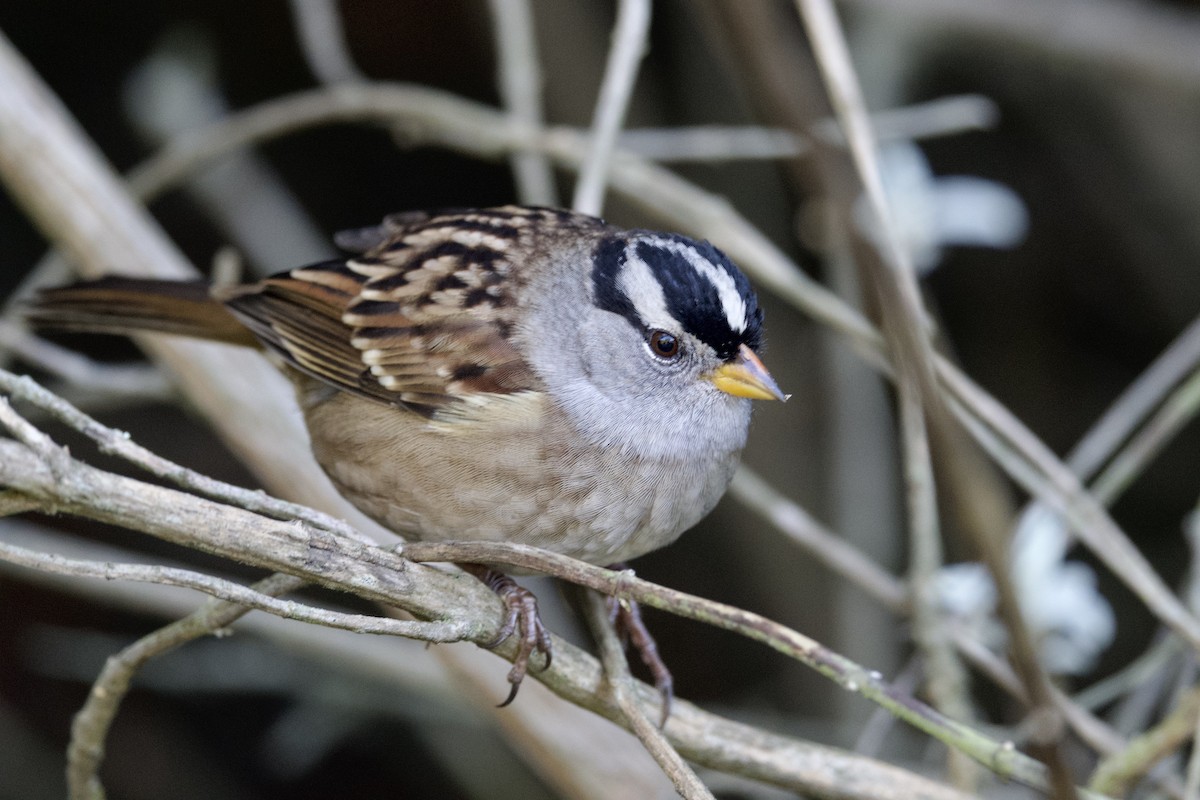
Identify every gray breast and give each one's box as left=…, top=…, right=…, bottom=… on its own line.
left=297, top=383, right=740, bottom=565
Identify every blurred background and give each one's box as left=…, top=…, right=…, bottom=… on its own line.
left=1, top=1, right=1199, bottom=798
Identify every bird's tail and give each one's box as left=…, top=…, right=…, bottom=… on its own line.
left=27, top=276, right=257, bottom=347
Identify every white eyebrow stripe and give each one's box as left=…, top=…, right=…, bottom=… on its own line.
left=618, top=243, right=675, bottom=329
left=640, top=236, right=747, bottom=333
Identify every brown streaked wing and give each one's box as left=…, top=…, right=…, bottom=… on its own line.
left=218, top=261, right=404, bottom=407
left=339, top=211, right=541, bottom=403
left=217, top=209, right=557, bottom=413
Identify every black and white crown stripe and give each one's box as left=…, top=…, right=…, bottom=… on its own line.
left=592, top=232, right=764, bottom=361
left=633, top=235, right=749, bottom=335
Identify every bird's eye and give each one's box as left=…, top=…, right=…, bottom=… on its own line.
left=648, top=330, right=680, bottom=359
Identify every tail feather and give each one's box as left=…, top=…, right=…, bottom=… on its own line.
left=27, top=277, right=257, bottom=347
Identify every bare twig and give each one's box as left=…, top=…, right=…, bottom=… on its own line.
left=617, top=92, right=996, bottom=161
left=733, top=422, right=1158, bottom=776
left=728, top=468, right=908, bottom=612
left=571, top=0, right=651, bottom=214
left=1065, top=315, right=1200, bottom=481
left=841, top=0, right=1200, bottom=89
left=853, top=656, right=923, bottom=757
left=0, top=519, right=458, bottom=702
left=0, top=28, right=375, bottom=540
left=950, top=628, right=1133, bottom=758
left=403, top=540, right=1059, bottom=793
left=288, top=0, right=366, bottom=84
left=0, top=538, right=467, bottom=641
left=1089, top=686, right=1200, bottom=797
left=581, top=590, right=713, bottom=799
left=0, top=490, right=40, bottom=517
left=486, top=0, right=557, bottom=205
left=0, top=368, right=362, bottom=541
left=1090, top=367, right=1200, bottom=506
left=0, top=251, right=73, bottom=372
left=942, top=369, right=1200, bottom=649
left=0, top=322, right=172, bottom=400
left=1074, top=636, right=1181, bottom=712
left=793, top=0, right=1074, bottom=792
left=810, top=92, right=999, bottom=144
left=67, top=572, right=305, bottom=800
left=900, top=389, right=978, bottom=788
left=0, top=395, right=61, bottom=459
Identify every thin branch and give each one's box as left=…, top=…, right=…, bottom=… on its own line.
left=1089, top=686, right=1200, bottom=797
left=1090, top=367, right=1200, bottom=505
left=0, top=395, right=62, bottom=460
left=941, top=366, right=1200, bottom=649
left=810, top=92, right=999, bottom=144
left=0, top=520, right=459, bottom=702
left=1074, top=636, right=1181, bottom=712
left=0, top=322, right=172, bottom=400
left=403, top=540, right=1060, bottom=794
left=0, top=28, right=373, bottom=541
left=900, top=388, right=978, bottom=788
left=486, top=0, right=557, bottom=205
left=0, top=250, right=73, bottom=373
left=734, top=430, right=1153, bottom=776
left=853, top=656, right=922, bottom=756
left=288, top=0, right=366, bottom=84
left=0, top=368, right=362, bottom=541
left=1065, top=315, right=1200, bottom=481
left=728, top=468, right=908, bottom=612
left=794, top=0, right=1075, bottom=791
left=617, top=92, right=996, bottom=161
left=618, top=125, right=815, bottom=162
left=0, top=490, right=40, bottom=517
left=67, top=572, right=304, bottom=800
left=571, top=0, right=651, bottom=214
left=949, top=628, right=1133, bottom=759
left=581, top=590, right=713, bottom=800
left=0, top=538, right=468, bottom=641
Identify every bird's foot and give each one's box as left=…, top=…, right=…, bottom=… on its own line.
left=461, top=564, right=552, bottom=707
left=606, top=571, right=674, bottom=727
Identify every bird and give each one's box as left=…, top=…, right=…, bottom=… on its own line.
left=28, top=205, right=785, bottom=715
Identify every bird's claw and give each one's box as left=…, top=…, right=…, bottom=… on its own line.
left=606, top=593, right=674, bottom=727
left=474, top=569, right=552, bottom=707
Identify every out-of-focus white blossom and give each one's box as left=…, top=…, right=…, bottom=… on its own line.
left=857, top=141, right=1029, bottom=274
left=936, top=506, right=1115, bottom=675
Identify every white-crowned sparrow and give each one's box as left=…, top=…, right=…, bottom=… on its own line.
left=30, top=205, right=785, bottom=709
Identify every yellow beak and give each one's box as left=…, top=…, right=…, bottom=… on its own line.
left=707, top=344, right=788, bottom=402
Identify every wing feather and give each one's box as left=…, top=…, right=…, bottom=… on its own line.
left=214, top=207, right=592, bottom=414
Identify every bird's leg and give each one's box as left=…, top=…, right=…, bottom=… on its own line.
left=458, top=564, right=552, bottom=707
left=606, top=563, right=674, bottom=727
